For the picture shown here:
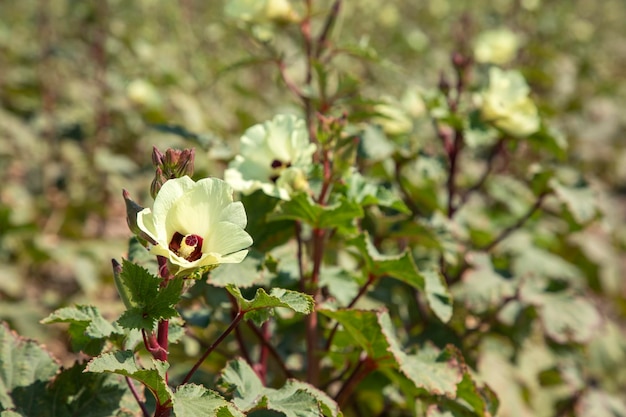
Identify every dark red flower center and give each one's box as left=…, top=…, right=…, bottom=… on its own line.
left=269, top=159, right=292, bottom=183
left=169, top=232, right=204, bottom=262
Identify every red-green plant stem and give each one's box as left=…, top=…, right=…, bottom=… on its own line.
left=230, top=296, right=253, bottom=368
left=256, top=321, right=271, bottom=385
left=315, top=0, right=342, bottom=58
left=446, top=129, right=463, bottom=218
left=154, top=402, right=172, bottom=417
left=157, top=321, right=169, bottom=365
left=180, top=308, right=244, bottom=385
left=125, top=376, right=150, bottom=417
left=480, top=191, right=549, bottom=252
left=296, top=222, right=306, bottom=294
left=246, top=320, right=294, bottom=379
left=334, top=354, right=378, bottom=408
left=155, top=256, right=171, bottom=378
left=324, top=273, right=377, bottom=351
left=306, top=226, right=326, bottom=386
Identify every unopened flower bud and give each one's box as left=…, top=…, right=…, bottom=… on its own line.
left=152, top=146, right=165, bottom=166
left=150, top=147, right=196, bottom=198
left=150, top=167, right=168, bottom=200
left=174, top=148, right=195, bottom=178
left=452, top=51, right=471, bottom=71
left=160, top=148, right=195, bottom=178
left=123, top=189, right=156, bottom=245
left=112, top=259, right=133, bottom=309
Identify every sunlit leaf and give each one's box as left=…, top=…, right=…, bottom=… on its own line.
left=454, top=253, right=516, bottom=314
left=268, top=193, right=363, bottom=233
left=173, top=384, right=244, bottom=417
left=549, top=179, right=598, bottom=225
left=218, top=359, right=331, bottom=417
left=0, top=322, right=59, bottom=411
left=41, top=305, right=123, bottom=355
left=226, top=286, right=313, bottom=325
left=86, top=350, right=172, bottom=405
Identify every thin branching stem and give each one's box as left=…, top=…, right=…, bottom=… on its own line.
left=315, top=0, right=342, bottom=58
left=334, top=353, right=378, bottom=408
left=246, top=320, right=294, bottom=379
left=125, top=376, right=150, bottom=417
left=324, top=274, right=377, bottom=351
left=229, top=294, right=253, bottom=368
left=257, top=321, right=270, bottom=384
left=180, top=308, right=244, bottom=385
left=479, top=191, right=549, bottom=252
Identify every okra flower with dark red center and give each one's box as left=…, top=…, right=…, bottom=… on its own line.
left=137, top=176, right=253, bottom=277
left=224, top=114, right=316, bottom=200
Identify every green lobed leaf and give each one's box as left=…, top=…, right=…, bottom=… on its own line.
left=283, top=381, right=343, bottom=417
left=118, top=259, right=160, bottom=307
left=319, top=309, right=395, bottom=366
left=549, top=179, right=598, bottom=225
left=453, top=253, right=517, bottom=314
left=268, top=193, right=363, bottom=233
left=453, top=365, right=500, bottom=417
left=116, top=260, right=184, bottom=330
left=348, top=233, right=424, bottom=288
left=422, top=270, right=453, bottom=323
left=173, top=384, right=244, bottom=417
left=519, top=275, right=602, bottom=344
left=341, top=171, right=410, bottom=214
left=348, top=233, right=452, bottom=322
left=319, top=267, right=360, bottom=306
left=226, top=286, right=314, bottom=326
left=218, top=358, right=265, bottom=411
left=43, top=362, right=139, bottom=417
left=503, top=232, right=582, bottom=285
left=41, top=305, right=123, bottom=356
left=218, top=359, right=334, bottom=417
left=378, top=313, right=462, bottom=397
left=358, top=124, right=395, bottom=162
left=85, top=350, right=172, bottom=405
left=538, top=294, right=602, bottom=344
left=321, top=309, right=463, bottom=397
left=0, top=322, right=59, bottom=411
left=263, top=385, right=320, bottom=417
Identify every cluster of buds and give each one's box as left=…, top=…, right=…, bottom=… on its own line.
left=150, top=147, right=195, bottom=199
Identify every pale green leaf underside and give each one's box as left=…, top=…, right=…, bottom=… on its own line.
left=173, top=384, right=244, bottom=417
left=41, top=305, right=121, bottom=339
left=86, top=350, right=172, bottom=405
left=219, top=359, right=338, bottom=417
left=0, top=322, right=59, bottom=410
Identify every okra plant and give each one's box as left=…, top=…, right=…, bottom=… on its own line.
left=1, top=1, right=624, bottom=417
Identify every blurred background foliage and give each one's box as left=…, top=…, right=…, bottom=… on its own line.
left=1, top=0, right=625, bottom=411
